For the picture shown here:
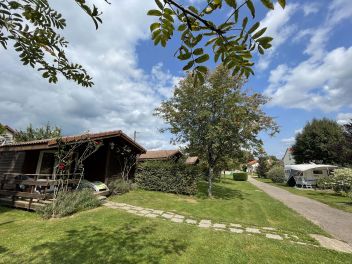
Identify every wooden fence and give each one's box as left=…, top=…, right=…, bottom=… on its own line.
left=0, top=173, right=81, bottom=210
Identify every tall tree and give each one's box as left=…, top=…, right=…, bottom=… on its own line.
left=14, top=122, right=61, bottom=142
left=292, top=118, right=347, bottom=165
left=155, top=65, right=278, bottom=196
left=1, top=0, right=286, bottom=86
left=0, top=123, right=5, bottom=135
left=343, top=120, right=352, bottom=165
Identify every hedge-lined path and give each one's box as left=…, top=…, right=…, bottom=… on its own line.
left=248, top=176, right=352, bottom=250
left=103, top=200, right=352, bottom=252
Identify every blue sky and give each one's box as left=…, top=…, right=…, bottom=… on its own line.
left=1, top=0, right=352, bottom=159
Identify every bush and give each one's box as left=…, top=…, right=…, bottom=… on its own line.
left=267, top=166, right=285, bottom=183
left=233, top=172, right=248, bottom=181
left=38, top=189, right=101, bottom=219
left=316, top=176, right=333, bottom=189
left=330, top=168, right=352, bottom=199
left=135, top=161, right=200, bottom=195
left=108, top=179, right=136, bottom=195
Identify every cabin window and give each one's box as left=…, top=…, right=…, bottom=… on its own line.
left=313, top=170, right=323, bottom=175
left=36, top=151, right=56, bottom=175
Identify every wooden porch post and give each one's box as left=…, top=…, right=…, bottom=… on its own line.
left=104, top=147, right=111, bottom=185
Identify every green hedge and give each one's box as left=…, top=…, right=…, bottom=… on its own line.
left=135, top=161, right=200, bottom=195
left=233, top=172, right=248, bottom=181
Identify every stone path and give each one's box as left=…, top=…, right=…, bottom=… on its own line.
left=104, top=201, right=317, bottom=247
left=248, top=176, right=352, bottom=253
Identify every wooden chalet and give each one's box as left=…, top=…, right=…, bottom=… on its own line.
left=0, top=130, right=145, bottom=210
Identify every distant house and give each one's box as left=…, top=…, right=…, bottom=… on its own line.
left=247, top=160, right=258, bottom=173
left=138, top=150, right=183, bottom=162
left=185, top=156, right=199, bottom=165
left=0, top=125, right=16, bottom=145
left=282, top=148, right=296, bottom=166
left=138, top=150, right=199, bottom=165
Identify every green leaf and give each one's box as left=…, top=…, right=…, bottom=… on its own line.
left=247, top=22, right=260, bottom=34
left=150, top=22, right=160, bottom=32
left=193, top=48, right=203, bottom=55
left=252, top=27, right=266, bottom=39
left=225, top=0, right=237, bottom=8
left=178, top=24, right=187, bottom=31
left=155, top=0, right=164, bottom=10
left=195, top=54, right=209, bottom=63
left=183, top=60, right=194, bottom=71
left=246, top=0, right=255, bottom=18
left=260, top=0, right=274, bottom=10
left=278, top=0, right=286, bottom=9
left=242, top=17, right=248, bottom=29
left=147, top=9, right=162, bottom=16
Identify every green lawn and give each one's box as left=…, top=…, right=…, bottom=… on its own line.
left=110, top=178, right=326, bottom=238
left=0, top=206, right=351, bottom=264
left=256, top=178, right=352, bottom=213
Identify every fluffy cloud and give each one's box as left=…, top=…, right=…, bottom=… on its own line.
left=337, top=113, right=352, bottom=125
left=0, top=1, right=178, bottom=150
left=264, top=0, right=352, bottom=112
left=256, top=3, right=298, bottom=70
left=302, top=3, right=319, bottom=16
left=281, top=137, right=295, bottom=145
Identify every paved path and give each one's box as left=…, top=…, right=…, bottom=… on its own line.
left=248, top=176, right=352, bottom=246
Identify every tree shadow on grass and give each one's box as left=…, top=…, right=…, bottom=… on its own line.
left=0, top=245, right=8, bottom=254
left=30, top=220, right=188, bottom=264
left=196, top=181, right=244, bottom=200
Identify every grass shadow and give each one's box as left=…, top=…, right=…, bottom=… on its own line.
left=30, top=220, right=188, bottom=264
left=196, top=181, right=244, bottom=200
left=0, top=245, right=8, bottom=254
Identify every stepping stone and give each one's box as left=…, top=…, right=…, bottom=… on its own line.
left=291, top=235, right=299, bottom=240
left=199, top=220, right=211, bottom=225
left=230, top=228, right=244, bottom=233
left=230, top=223, right=242, bottom=228
left=245, top=228, right=261, bottom=234
left=171, top=217, right=183, bottom=223
left=145, top=213, right=158, bottom=218
left=127, top=210, right=138, bottom=214
left=310, top=234, right=352, bottom=253
left=161, top=213, right=174, bottom=219
left=199, top=223, right=211, bottom=228
left=283, top=234, right=290, bottom=239
left=266, top=234, right=283, bottom=240
left=173, top=214, right=185, bottom=219
left=185, top=219, right=197, bottom=224
left=152, top=210, right=164, bottom=215
left=213, top=223, right=226, bottom=229
left=141, top=210, right=151, bottom=214
left=263, top=227, right=276, bottom=231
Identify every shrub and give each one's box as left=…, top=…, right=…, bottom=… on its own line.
left=330, top=168, right=352, bottom=199
left=135, top=161, right=200, bottom=195
left=316, top=176, right=333, bottom=189
left=257, top=156, right=269, bottom=178
left=233, top=172, right=248, bottom=181
left=267, top=166, right=285, bottom=183
left=38, top=189, right=101, bottom=219
left=108, top=179, right=136, bottom=195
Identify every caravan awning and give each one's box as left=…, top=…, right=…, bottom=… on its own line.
left=285, top=164, right=337, bottom=172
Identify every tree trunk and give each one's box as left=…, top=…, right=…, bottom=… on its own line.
left=208, top=166, right=213, bottom=197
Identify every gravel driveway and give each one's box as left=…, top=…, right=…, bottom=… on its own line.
left=248, top=176, right=352, bottom=246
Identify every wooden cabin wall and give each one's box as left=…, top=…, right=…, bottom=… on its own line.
left=0, top=151, right=26, bottom=178
left=22, top=150, right=40, bottom=174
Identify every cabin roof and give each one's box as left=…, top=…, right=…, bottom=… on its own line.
left=0, top=130, right=146, bottom=153
left=139, top=149, right=182, bottom=161
left=185, top=156, right=199, bottom=165
left=285, top=164, right=337, bottom=171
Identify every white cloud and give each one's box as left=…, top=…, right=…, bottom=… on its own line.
left=256, top=3, right=298, bottom=70
left=264, top=0, right=352, bottom=112
left=303, top=3, right=319, bottom=16
left=337, top=113, right=352, bottom=125
left=281, top=137, right=295, bottom=145
left=0, top=0, right=179, bottom=150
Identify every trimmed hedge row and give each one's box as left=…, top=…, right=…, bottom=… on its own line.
left=135, top=161, right=200, bottom=195
left=233, top=172, right=248, bottom=181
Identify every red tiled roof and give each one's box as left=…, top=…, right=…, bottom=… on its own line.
left=139, top=150, right=182, bottom=161
left=0, top=130, right=146, bottom=153
left=248, top=160, right=257, bottom=165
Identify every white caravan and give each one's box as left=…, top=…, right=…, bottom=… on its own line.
left=284, top=164, right=337, bottom=188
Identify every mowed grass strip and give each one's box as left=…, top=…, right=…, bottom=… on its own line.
left=256, top=178, right=352, bottom=213
left=110, top=178, right=327, bottom=236
left=0, top=206, right=350, bottom=264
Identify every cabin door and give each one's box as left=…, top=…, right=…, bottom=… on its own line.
left=36, top=151, right=57, bottom=192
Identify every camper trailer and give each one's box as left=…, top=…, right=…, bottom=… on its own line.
left=284, top=164, right=337, bottom=188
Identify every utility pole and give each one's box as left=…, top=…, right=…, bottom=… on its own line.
left=133, top=131, right=140, bottom=142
